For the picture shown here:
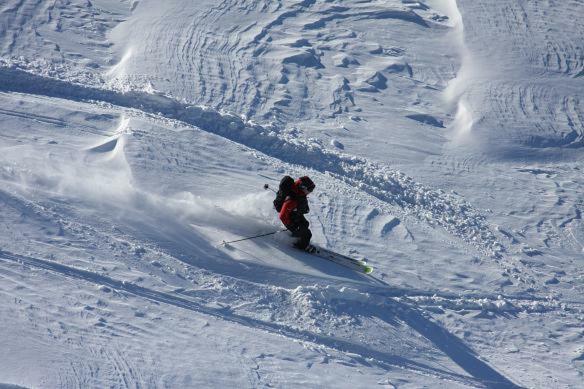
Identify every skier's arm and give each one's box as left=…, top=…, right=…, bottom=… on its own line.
left=279, top=198, right=298, bottom=227
left=296, top=197, right=309, bottom=214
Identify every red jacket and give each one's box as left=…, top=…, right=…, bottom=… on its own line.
left=278, top=183, right=308, bottom=226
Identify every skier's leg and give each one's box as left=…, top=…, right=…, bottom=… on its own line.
left=297, top=227, right=312, bottom=250
left=294, top=217, right=312, bottom=250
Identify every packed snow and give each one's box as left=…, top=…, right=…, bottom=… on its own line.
left=0, top=0, right=582, bottom=388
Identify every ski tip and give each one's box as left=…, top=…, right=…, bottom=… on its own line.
left=364, top=266, right=373, bottom=274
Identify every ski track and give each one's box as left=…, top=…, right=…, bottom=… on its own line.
left=3, top=63, right=565, bottom=294
left=0, top=184, right=565, bottom=314
left=0, top=249, right=522, bottom=388
left=0, top=70, right=560, bottom=295
left=0, top=66, right=505, bottom=260
left=0, top=176, right=567, bottom=388
left=0, top=177, right=561, bottom=312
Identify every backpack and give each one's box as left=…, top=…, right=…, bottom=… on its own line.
left=273, top=175, right=295, bottom=212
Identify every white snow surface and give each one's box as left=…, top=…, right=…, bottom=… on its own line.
left=0, top=0, right=583, bottom=388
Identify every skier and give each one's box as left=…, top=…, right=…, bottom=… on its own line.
left=273, top=175, right=316, bottom=250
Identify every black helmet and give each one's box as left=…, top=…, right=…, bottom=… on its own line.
left=296, top=176, right=315, bottom=193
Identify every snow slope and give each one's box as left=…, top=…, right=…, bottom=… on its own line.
left=0, top=0, right=583, bottom=388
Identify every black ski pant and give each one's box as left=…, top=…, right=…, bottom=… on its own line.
left=288, top=214, right=312, bottom=250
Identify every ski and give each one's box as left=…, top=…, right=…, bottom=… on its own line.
left=307, top=245, right=373, bottom=274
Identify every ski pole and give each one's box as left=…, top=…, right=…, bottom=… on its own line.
left=221, top=229, right=288, bottom=246
left=263, top=183, right=277, bottom=194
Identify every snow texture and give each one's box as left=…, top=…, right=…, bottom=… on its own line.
left=0, top=0, right=583, bottom=388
